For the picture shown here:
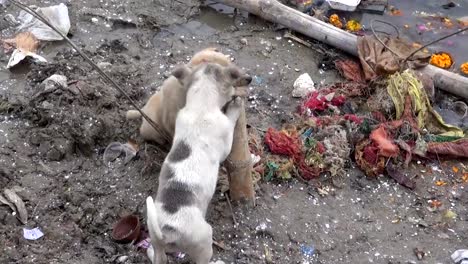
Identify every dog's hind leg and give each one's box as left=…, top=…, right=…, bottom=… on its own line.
left=187, top=221, right=215, bottom=264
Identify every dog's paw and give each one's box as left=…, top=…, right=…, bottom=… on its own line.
left=230, top=96, right=243, bottom=108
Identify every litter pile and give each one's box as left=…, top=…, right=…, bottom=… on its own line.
left=1, top=3, right=70, bottom=68
left=251, top=57, right=467, bottom=188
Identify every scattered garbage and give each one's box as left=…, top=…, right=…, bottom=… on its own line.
left=16, top=3, right=70, bottom=41
left=42, top=74, right=68, bottom=92
left=103, top=141, right=138, bottom=164
left=23, top=227, right=44, bottom=240
left=452, top=249, right=468, bottom=264
left=292, top=73, right=315, bottom=98
left=3, top=31, right=47, bottom=69
left=112, top=215, right=141, bottom=244
left=0, top=189, right=27, bottom=224
left=300, top=244, right=315, bottom=257
left=327, top=0, right=361, bottom=11
left=136, top=237, right=151, bottom=249
left=413, top=248, right=425, bottom=260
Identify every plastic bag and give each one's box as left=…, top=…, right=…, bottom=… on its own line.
left=17, top=3, right=70, bottom=41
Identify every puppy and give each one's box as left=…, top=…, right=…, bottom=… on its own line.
left=127, top=48, right=251, bottom=146
left=145, top=63, right=244, bottom=264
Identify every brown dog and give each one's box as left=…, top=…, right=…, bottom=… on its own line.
left=126, top=48, right=251, bottom=146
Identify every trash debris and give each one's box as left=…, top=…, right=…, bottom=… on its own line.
left=426, top=139, right=468, bottom=158
left=434, top=101, right=468, bottom=128
left=42, top=74, right=68, bottom=92
left=294, top=0, right=314, bottom=13
left=334, top=59, right=365, bottom=83
left=136, top=237, right=151, bottom=249
left=413, top=248, right=425, bottom=260
left=103, top=141, right=138, bottom=164
left=5, top=33, right=47, bottom=69
left=112, top=215, right=141, bottom=244
left=327, top=0, right=361, bottom=11
left=2, top=32, right=39, bottom=53
left=452, top=249, right=468, bottom=264
left=116, top=256, right=128, bottom=263
left=17, top=3, right=70, bottom=41
left=23, top=227, right=44, bottom=240
left=358, top=0, right=387, bottom=15
left=292, top=73, right=315, bottom=98
left=357, top=35, right=430, bottom=81
left=370, top=126, right=399, bottom=158
left=1, top=189, right=27, bottom=224
left=442, top=2, right=456, bottom=10
left=300, top=244, right=315, bottom=257
left=386, top=163, right=415, bottom=189
left=386, top=70, right=464, bottom=137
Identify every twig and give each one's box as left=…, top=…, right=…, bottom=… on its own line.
left=212, top=240, right=227, bottom=250
left=9, top=0, right=166, bottom=139
left=370, top=19, right=401, bottom=57
left=225, top=193, right=238, bottom=226
left=283, top=31, right=312, bottom=48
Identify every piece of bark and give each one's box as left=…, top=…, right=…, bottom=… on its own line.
left=224, top=100, right=256, bottom=206
left=216, top=0, right=468, bottom=99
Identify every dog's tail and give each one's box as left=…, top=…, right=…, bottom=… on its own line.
left=146, top=196, right=163, bottom=241
left=126, top=110, right=141, bottom=120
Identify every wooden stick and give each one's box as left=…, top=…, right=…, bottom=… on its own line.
left=224, top=99, right=256, bottom=206
left=215, top=0, right=468, bottom=99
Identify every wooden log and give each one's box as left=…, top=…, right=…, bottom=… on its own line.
left=216, top=0, right=468, bottom=99
left=224, top=99, right=256, bottom=206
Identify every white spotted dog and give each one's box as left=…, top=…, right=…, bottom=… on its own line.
left=145, top=63, right=244, bottom=264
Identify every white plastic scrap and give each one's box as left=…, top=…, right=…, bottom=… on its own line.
left=452, top=249, right=468, bottom=264
left=326, top=0, right=361, bottom=11
left=6, top=48, right=47, bottom=69
left=23, top=227, right=44, bottom=240
left=292, top=73, right=315, bottom=98
left=16, top=3, right=70, bottom=41
left=43, top=74, right=67, bottom=92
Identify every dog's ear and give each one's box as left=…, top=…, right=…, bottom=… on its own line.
left=234, top=73, right=252, bottom=87
left=172, top=65, right=191, bottom=85
left=223, top=66, right=241, bottom=83
left=224, top=66, right=252, bottom=87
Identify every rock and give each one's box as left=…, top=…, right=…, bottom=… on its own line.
left=292, top=73, right=315, bottom=98
left=3, top=213, right=20, bottom=226
left=43, top=74, right=67, bottom=92
left=116, top=255, right=128, bottom=263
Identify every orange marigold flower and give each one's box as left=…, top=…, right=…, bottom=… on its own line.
left=329, top=14, right=343, bottom=28
left=430, top=53, right=453, bottom=69
left=461, top=62, right=468, bottom=75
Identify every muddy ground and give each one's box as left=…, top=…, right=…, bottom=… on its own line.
left=0, top=0, right=467, bottom=264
